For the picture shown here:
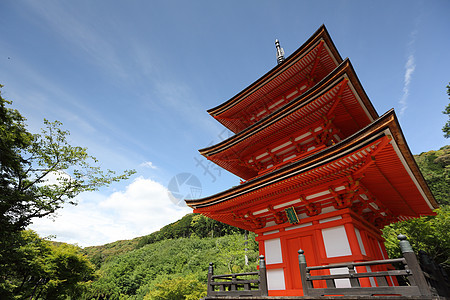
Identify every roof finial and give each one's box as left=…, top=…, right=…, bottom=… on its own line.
left=275, top=39, right=285, bottom=65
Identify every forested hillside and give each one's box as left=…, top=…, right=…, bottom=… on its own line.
left=83, top=233, right=259, bottom=299
left=83, top=213, right=245, bottom=269
left=414, top=145, right=450, bottom=205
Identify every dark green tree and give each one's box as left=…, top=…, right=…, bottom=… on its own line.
left=0, top=85, right=134, bottom=298
left=414, top=146, right=450, bottom=206
left=443, top=83, right=450, bottom=138
left=0, top=86, right=134, bottom=231
left=382, top=206, right=450, bottom=273
left=1, top=230, right=96, bottom=300
left=143, top=276, right=206, bottom=300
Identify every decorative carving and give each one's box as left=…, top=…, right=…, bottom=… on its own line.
left=285, top=207, right=300, bottom=224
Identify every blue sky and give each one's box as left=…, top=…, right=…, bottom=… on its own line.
left=1, top=0, right=448, bottom=247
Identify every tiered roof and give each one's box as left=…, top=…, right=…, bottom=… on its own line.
left=209, top=25, right=343, bottom=134
left=186, top=25, right=437, bottom=231
left=187, top=110, right=437, bottom=230
left=201, top=59, right=378, bottom=180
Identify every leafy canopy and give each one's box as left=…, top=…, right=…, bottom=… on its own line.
left=0, top=230, right=96, bottom=300
left=414, top=146, right=450, bottom=206
left=83, top=233, right=259, bottom=299
left=0, top=85, right=134, bottom=299
left=382, top=206, right=450, bottom=273
left=0, top=85, right=134, bottom=232
left=443, top=83, right=450, bottom=138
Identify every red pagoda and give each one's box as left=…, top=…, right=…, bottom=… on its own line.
left=186, top=25, right=437, bottom=297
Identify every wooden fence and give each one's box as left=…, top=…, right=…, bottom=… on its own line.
left=206, top=255, right=268, bottom=297
left=298, top=234, right=450, bottom=297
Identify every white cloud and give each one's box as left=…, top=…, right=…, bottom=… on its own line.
left=29, top=177, right=192, bottom=247
left=399, top=29, right=418, bottom=117
left=399, top=54, right=416, bottom=116
left=140, top=161, right=157, bottom=169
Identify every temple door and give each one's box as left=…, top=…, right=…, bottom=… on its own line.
left=284, top=233, right=320, bottom=291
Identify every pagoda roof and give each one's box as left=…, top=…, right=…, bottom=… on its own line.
left=200, top=59, right=379, bottom=180
left=208, top=25, right=344, bottom=134
left=187, top=110, right=438, bottom=230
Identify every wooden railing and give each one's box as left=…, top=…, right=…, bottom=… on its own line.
left=298, top=234, right=449, bottom=297
left=206, top=255, right=268, bottom=297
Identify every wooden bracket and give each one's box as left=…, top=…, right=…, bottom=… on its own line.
left=268, top=205, right=285, bottom=224
left=299, top=195, right=321, bottom=217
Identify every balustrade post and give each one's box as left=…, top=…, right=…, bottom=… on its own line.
left=348, top=264, right=360, bottom=287
left=298, top=249, right=311, bottom=296
left=259, top=255, right=268, bottom=296
left=398, top=234, right=431, bottom=296
left=207, top=262, right=214, bottom=296
left=231, top=274, right=237, bottom=291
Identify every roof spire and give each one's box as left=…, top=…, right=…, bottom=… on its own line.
left=275, top=39, right=285, bottom=65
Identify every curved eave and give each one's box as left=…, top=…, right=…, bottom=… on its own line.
left=207, top=25, right=343, bottom=126
left=187, top=110, right=438, bottom=215
left=199, top=59, right=378, bottom=179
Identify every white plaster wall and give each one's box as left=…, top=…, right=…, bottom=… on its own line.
left=322, top=226, right=352, bottom=257
left=285, top=222, right=312, bottom=231
left=319, top=215, right=342, bottom=223
left=377, top=240, right=386, bottom=259
left=366, top=266, right=376, bottom=286
left=321, top=206, right=338, bottom=214
left=355, top=228, right=366, bottom=255
left=263, top=229, right=279, bottom=235
left=267, top=268, right=286, bottom=290
left=264, top=238, right=283, bottom=264
left=330, top=267, right=351, bottom=288
left=264, top=221, right=277, bottom=228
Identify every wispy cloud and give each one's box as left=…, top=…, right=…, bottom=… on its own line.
left=24, top=1, right=129, bottom=80
left=140, top=161, right=157, bottom=169
left=399, top=54, right=416, bottom=116
left=399, top=30, right=418, bottom=117
left=23, top=1, right=221, bottom=139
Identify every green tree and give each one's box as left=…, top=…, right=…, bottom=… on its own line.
left=0, top=86, right=134, bottom=231
left=143, top=276, right=206, bottom=300
left=0, top=230, right=52, bottom=299
left=414, top=146, right=450, bottom=206
left=443, top=83, right=450, bottom=138
left=0, top=230, right=96, bottom=300
left=0, top=86, right=133, bottom=298
left=83, top=233, right=259, bottom=299
left=43, top=243, right=97, bottom=299
left=215, top=233, right=257, bottom=273
left=382, top=206, right=450, bottom=273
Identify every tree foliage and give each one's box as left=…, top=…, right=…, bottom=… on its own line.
left=0, top=230, right=96, bottom=300
left=83, top=233, right=259, bottom=299
left=414, top=145, right=450, bottom=206
left=143, top=276, right=206, bottom=300
left=0, top=85, right=133, bottom=233
left=0, top=85, right=133, bottom=298
left=82, top=214, right=246, bottom=269
left=136, top=213, right=245, bottom=249
left=382, top=206, right=450, bottom=273
left=443, top=83, right=450, bottom=138
left=0, top=86, right=134, bottom=233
